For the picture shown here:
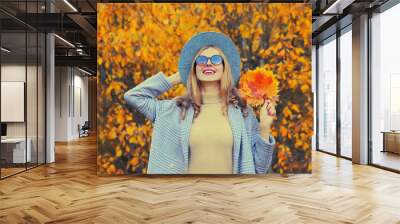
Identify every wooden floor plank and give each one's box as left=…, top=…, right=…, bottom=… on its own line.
left=0, top=135, right=399, bottom=223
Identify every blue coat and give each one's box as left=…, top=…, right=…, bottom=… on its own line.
left=124, top=72, right=275, bottom=174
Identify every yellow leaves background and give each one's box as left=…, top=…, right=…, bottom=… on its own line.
left=97, top=3, right=312, bottom=175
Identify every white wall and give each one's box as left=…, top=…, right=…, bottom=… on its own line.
left=0, top=65, right=42, bottom=138
left=55, top=67, right=69, bottom=141
left=1, top=65, right=26, bottom=138
left=54, top=67, right=89, bottom=141
left=1, top=64, right=26, bottom=81
left=71, top=73, right=89, bottom=138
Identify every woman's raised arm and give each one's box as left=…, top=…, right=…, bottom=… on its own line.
left=124, top=72, right=180, bottom=122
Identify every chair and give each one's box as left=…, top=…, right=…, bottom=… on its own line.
left=78, top=121, right=90, bottom=138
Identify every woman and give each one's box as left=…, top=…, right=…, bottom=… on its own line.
left=124, top=31, right=276, bottom=174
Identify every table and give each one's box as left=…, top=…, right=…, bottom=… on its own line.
left=1, top=138, right=32, bottom=163
left=381, top=131, right=400, bottom=154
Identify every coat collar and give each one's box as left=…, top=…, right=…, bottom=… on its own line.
left=180, top=104, right=244, bottom=174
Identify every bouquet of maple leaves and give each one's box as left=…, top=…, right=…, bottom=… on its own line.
left=239, top=67, right=279, bottom=117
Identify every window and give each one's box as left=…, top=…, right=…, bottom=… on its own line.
left=370, top=3, right=400, bottom=171
left=389, top=74, right=400, bottom=130
left=317, top=36, right=337, bottom=154
left=339, top=28, right=352, bottom=158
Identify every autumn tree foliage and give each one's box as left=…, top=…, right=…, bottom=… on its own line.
left=97, top=3, right=312, bottom=175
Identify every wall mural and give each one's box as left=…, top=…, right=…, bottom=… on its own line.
left=97, top=3, right=312, bottom=175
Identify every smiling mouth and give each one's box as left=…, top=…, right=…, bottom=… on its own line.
left=202, top=68, right=216, bottom=75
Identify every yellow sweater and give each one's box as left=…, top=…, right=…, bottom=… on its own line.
left=188, top=93, right=233, bottom=174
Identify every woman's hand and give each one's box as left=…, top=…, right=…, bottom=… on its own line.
left=259, top=99, right=276, bottom=140
left=167, top=71, right=182, bottom=86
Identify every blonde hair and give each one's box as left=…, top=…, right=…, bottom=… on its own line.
left=176, top=46, right=247, bottom=120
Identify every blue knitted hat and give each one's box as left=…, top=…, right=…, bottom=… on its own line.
left=178, top=31, right=241, bottom=86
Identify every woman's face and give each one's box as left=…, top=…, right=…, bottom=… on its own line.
left=195, top=47, right=224, bottom=82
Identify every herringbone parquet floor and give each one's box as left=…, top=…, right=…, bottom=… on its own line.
left=0, top=135, right=399, bottom=224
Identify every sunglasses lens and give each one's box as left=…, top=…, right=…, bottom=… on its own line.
left=195, top=55, right=208, bottom=65
left=211, top=55, right=223, bottom=65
